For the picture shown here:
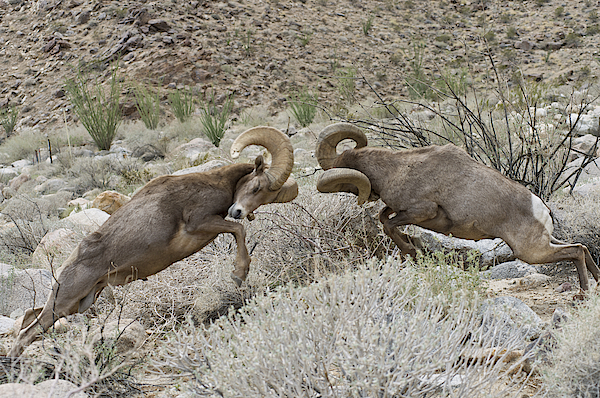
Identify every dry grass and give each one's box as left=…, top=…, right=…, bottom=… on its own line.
left=155, top=257, right=532, bottom=397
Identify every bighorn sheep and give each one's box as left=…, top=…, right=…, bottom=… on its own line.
left=9, top=126, right=298, bottom=357
left=316, top=122, right=600, bottom=292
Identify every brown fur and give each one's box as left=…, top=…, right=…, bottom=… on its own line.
left=326, top=143, right=600, bottom=291
left=10, top=160, right=293, bottom=357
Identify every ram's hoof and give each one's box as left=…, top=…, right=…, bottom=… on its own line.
left=247, top=213, right=255, bottom=221
left=231, top=274, right=243, bottom=287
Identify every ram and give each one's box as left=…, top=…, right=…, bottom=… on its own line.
left=316, top=122, right=599, bottom=292
left=10, top=126, right=298, bottom=357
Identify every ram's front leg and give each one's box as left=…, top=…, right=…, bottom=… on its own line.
left=188, top=216, right=251, bottom=286
left=379, top=207, right=418, bottom=258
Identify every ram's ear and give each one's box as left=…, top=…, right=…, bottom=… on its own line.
left=272, top=177, right=299, bottom=203
left=254, top=155, right=266, bottom=174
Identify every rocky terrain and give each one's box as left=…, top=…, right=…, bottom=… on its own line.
left=0, top=0, right=599, bottom=396
left=1, top=0, right=600, bottom=130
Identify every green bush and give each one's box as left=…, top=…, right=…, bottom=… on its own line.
left=0, top=105, right=19, bottom=137
left=198, top=91, right=233, bottom=147
left=288, top=88, right=318, bottom=128
left=168, top=87, right=195, bottom=123
left=65, top=62, right=122, bottom=151
left=132, top=83, right=160, bottom=130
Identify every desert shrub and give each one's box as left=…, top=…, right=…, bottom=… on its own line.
left=348, top=52, right=598, bottom=200
left=198, top=91, right=233, bottom=147
left=168, top=87, right=195, bottom=123
left=540, top=291, right=600, bottom=397
left=65, top=62, right=122, bottom=151
left=247, top=187, right=389, bottom=286
left=337, top=66, right=357, bottom=104
left=0, top=128, right=48, bottom=163
left=0, top=193, right=68, bottom=256
left=0, top=105, right=19, bottom=137
left=288, top=87, right=318, bottom=128
left=157, top=257, right=529, bottom=397
left=550, top=194, right=600, bottom=264
left=132, top=83, right=160, bottom=130
left=65, top=156, right=142, bottom=194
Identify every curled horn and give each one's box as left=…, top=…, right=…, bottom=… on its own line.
left=231, top=126, right=294, bottom=191
left=315, top=123, right=367, bottom=170
left=317, top=168, right=371, bottom=205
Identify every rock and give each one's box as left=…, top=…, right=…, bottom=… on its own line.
left=563, top=157, right=600, bottom=185
left=60, top=208, right=110, bottom=232
left=479, top=296, right=543, bottom=346
left=568, top=113, right=599, bottom=135
left=76, top=9, right=90, bottom=24
left=0, top=315, right=15, bottom=335
left=515, top=273, right=551, bottom=288
left=91, top=190, right=130, bottom=215
left=148, top=19, right=171, bottom=32
left=8, top=173, right=29, bottom=191
left=0, top=266, right=52, bottom=317
left=173, top=159, right=229, bottom=175
left=68, top=197, right=91, bottom=209
left=169, top=138, right=214, bottom=161
left=0, top=380, right=88, bottom=397
left=33, top=178, right=67, bottom=194
left=11, top=159, right=31, bottom=171
left=91, top=319, right=146, bottom=355
left=551, top=307, right=569, bottom=328
left=555, top=282, right=572, bottom=293
left=0, top=167, right=19, bottom=179
left=416, top=228, right=514, bottom=268
left=31, top=228, right=79, bottom=271
left=132, top=144, right=164, bottom=161
left=514, top=40, right=533, bottom=51
left=483, top=259, right=540, bottom=280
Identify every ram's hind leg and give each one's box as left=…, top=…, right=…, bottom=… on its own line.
left=551, top=236, right=600, bottom=283
left=379, top=207, right=418, bottom=258
left=513, top=237, right=595, bottom=291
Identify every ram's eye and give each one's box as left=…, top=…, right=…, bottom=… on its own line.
left=252, top=185, right=260, bottom=194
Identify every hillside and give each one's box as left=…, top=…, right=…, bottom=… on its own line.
left=1, top=0, right=600, bottom=131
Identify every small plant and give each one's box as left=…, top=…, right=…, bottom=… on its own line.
left=590, top=9, right=599, bottom=22
left=362, top=15, right=374, bottom=36
left=0, top=105, right=18, bottom=137
left=288, top=88, right=318, bottom=128
left=243, top=29, right=254, bottom=56
left=554, top=6, right=564, bottom=18
left=483, top=30, right=496, bottom=42
left=65, top=61, right=122, bottom=151
left=337, top=67, right=357, bottom=103
left=198, top=91, right=233, bottom=147
left=296, top=30, right=312, bottom=47
left=168, top=87, right=195, bottom=123
left=506, top=26, right=518, bottom=39
left=132, top=83, right=160, bottom=130
left=586, top=24, right=600, bottom=35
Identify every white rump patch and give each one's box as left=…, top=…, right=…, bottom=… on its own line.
left=531, top=193, right=553, bottom=235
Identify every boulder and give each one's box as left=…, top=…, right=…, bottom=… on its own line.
left=8, top=172, right=30, bottom=191
left=482, top=259, right=540, bottom=280
left=31, top=228, right=79, bottom=271
left=60, top=208, right=110, bottom=232
left=0, top=265, right=52, bottom=317
left=173, top=159, right=229, bottom=175
left=415, top=227, right=514, bottom=268
left=0, top=315, right=15, bottom=335
left=91, top=190, right=130, bottom=215
left=0, top=380, right=88, bottom=397
left=170, top=138, right=214, bottom=162
left=479, top=296, right=543, bottom=347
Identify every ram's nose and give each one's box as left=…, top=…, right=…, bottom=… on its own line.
left=228, top=204, right=244, bottom=219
